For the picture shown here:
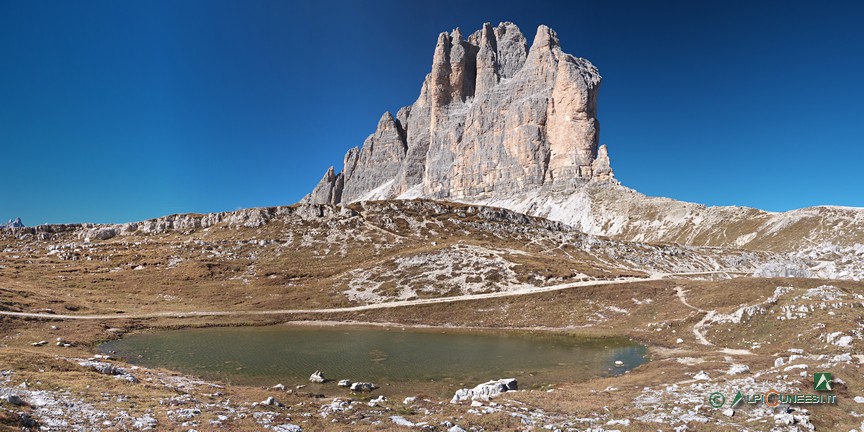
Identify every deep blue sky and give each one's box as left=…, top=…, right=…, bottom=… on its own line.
left=2, top=1, right=863, bottom=225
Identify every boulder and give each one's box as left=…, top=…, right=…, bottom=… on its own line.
left=309, top=370, right=326, bottom=383
left=451, top=378, right=518, bottom=403
left=349, top=382, right=378, bottom=392
left=79, top=360, right=121, bottom=375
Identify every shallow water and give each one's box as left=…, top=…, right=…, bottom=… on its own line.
left=100, top=325, right=647, bottom=396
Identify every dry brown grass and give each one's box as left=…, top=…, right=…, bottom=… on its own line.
left=2, top=200, right=863, bottom=430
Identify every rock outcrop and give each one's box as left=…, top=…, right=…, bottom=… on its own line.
left=3, top=205, right=359, bottom=242
left=304, top=22, right=614, bottom=205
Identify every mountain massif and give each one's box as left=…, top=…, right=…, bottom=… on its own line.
left=303, top=22, right=864, bottom=256
left=304, top=22, right=614, bottom=206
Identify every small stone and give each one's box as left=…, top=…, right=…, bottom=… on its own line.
left=854, top=396, right=864, bottom=403
left=774, top=357, right=785, bottom=367
left=261, top=396, right=284, bottom=407
left=727, top=364, right=750, bottom=375
left=390, top=416, right=415, bottom=427
left=272, top=383, right=285, bottom=391
left=18, top=413, right=36, bottom=428
left=119, top=374, right=139, bottom=383
left=337, top=379, right=351, bottom=388
left=606, top=419, right=631, bottom=426
left=368, top=395, right=387, bottom=407
left=3, top=393, right=25, bottom=406
left=693, top=371, right=710, bottom=381
left=676, top=338, right=684, bottom=344
left=723, top=408, right=734, bottom=417
left=774, top=412, right=795, bottom=426
left=614, top=360, right=624, bottom=366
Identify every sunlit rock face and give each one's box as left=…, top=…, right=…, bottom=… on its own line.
left=304, top=22, right=613, bottom=205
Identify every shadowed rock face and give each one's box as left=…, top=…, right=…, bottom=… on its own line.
left=304, top=22, right=614, bottom=205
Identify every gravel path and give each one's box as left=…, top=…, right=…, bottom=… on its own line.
left=0, top=272, right=740, bottom=321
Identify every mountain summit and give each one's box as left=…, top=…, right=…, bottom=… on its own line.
left=304, top=22, right=615, bottom=206
left=2, top=217, right=23, bottom=229
left=302, top=22, right=864, bottom=254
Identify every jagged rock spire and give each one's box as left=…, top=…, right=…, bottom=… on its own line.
left=303, top=22, right=613, bottom=205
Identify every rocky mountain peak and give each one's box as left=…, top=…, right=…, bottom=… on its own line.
left=530, top=24, right=559, bottom=51
left=304, top=22, right=614, bottom=205
left=2, top=217, right=24, bottom=229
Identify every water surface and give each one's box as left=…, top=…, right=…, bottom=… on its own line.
left=100, top=325, right=647, bottom=396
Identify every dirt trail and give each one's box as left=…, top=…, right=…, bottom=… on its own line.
left=0, top=275, right=658, bottom=320
left=0, top=272, right=740, bottom=321
left=674, top=286, right=715, bottom=346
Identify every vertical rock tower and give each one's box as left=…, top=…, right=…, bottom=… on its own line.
left=305, top=22, right=614, bottom=205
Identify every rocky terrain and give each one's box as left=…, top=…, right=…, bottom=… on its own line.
left=470, top=184, right=864, bottom=255
left=2, top=199, right=864, bottom=430
left=1, top=199, right=859, bottom=322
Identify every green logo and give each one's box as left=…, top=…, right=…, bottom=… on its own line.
left=708, top=391, right=725, bottom=408
left=814, top=373, right=832, bottom=391
left=731, top=390, right=744, bottom=407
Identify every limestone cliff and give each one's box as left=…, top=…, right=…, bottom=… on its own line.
left=304, top=22, right=614, bottom=205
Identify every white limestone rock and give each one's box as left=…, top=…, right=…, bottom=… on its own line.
left=727, top=364, right=750, bottom=375
left=308, top=370, right=326, bottom=383
left=693, top=371, right=710, bottom=381
left=349, top=382, right=378, bottom=392
left=451, top=378, right=518, bottom=403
